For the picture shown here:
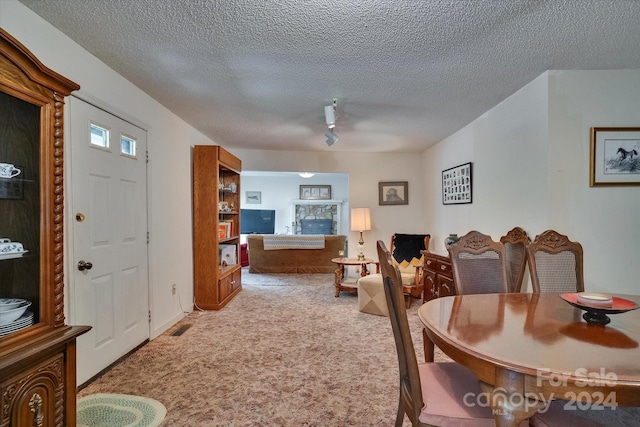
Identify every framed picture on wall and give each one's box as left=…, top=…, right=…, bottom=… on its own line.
left=300, top=185, right=331, bottom=200
left=590, top=127, right=640, bottom=186
left=246, top=191, right=261, bottom=204
left=442, top=162, right=472, bottom=205
left=379, top=181, right=408, bottom=205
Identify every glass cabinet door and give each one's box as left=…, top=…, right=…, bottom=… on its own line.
left=0, top=90, right=41, bottom=337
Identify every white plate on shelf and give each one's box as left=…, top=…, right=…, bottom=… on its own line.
left=0, top=311, right=34, bottom=336
left=0, top=250, right=28, bottom=260
left=0, top=301, right=32, bottom=325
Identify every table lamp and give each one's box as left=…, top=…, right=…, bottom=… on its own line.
left=350, top=207, right=371, bottom=261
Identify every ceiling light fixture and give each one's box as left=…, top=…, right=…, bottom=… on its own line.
left=324, top=104, right=336, bottom=129
left=299, top=172, right=314, bottom=178
left=325, top=129, right=339, bottom=146
left=324, top=98, right=338, bottom=146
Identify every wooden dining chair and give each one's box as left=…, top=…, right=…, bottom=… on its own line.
left=500, top=226, right=531, bottom=293
left=448, top=230, right=509, bottom=295
left=377, top=240, right=497, bottom=427
left=527, top=229, right=584, bottom=293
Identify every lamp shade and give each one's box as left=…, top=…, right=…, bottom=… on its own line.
left=350, top=208, right=371, bottom=232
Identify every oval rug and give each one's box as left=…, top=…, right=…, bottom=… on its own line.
left=77, top=393, right=166, bottom=427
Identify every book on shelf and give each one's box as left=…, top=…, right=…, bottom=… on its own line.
left=220, top=219, right=234, bottom=237
left=218, top=222, right=231, bottom=239
left=217, top=224, right=228, bottom=240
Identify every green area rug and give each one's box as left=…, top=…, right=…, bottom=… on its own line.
left=77, top=394, right=166, bottom=427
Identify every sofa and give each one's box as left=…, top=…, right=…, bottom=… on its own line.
left=247, top=234, right=347, bottom=274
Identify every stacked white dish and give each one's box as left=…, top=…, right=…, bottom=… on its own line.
left=0, top=299, right=33, bottom=335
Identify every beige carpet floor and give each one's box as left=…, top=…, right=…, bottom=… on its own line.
left=78, top=269, right=450, bottom=426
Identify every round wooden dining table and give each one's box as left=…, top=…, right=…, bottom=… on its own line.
left=418, top=292, right=640, bottom=427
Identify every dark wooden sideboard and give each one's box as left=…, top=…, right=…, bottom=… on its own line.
left=420, top=250, right=456, bottom=362
left=421, top=250, right=455, bottom=303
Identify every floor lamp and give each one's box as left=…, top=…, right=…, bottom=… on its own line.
left=350, top=208, right=371, bottom=261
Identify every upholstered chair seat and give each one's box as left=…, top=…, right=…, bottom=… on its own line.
left=357, top=233, right=430, bottom=315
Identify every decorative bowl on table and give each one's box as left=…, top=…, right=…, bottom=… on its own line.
left=0, top=301, right=32, bottom=325
left=561, top=292, right=639, bottom=325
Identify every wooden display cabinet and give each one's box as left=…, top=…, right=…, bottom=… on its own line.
left=193, top=145, right=242, bottom=309
left=0, top=29, right=90, bottom=426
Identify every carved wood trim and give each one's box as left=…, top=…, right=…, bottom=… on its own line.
left=0, top=29, right=79, bottom=95
left=1, top=354, right=64, bottom=426
left=53, top=92, right=66, bottom=327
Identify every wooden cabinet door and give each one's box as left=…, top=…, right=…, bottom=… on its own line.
left=423, top=269, right=438, bottom=302
left=1, top=354, right=63, bottom=427
left=438, top=275, right=455, bottom=298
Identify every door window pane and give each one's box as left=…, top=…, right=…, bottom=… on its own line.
left=121, top=135, right=136, bottom=158
left=90, top=124, right=109, bottom=148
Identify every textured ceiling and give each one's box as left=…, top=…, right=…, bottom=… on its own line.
left=19, top=0, right=640, bottom=153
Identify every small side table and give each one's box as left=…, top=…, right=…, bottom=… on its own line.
left=330, top=257, right=380, bottom=297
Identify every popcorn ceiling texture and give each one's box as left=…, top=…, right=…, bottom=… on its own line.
left=20, top=0, right=640, bottom=152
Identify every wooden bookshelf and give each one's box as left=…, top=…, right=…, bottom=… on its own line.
left=193, top=145, right=242, bottom=309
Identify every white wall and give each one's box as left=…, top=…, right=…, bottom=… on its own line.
left=547, top=70, right=640, bottom=294
left=423, top=70, right=640, bottom=294
left=233, top=148, right=427, bottom=260
left=1, top=0, right=208, bottom=337
left=240, top=173, right=349, bottom=236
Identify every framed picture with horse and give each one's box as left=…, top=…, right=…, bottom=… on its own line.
left=590, top=127, right=640, bottom=186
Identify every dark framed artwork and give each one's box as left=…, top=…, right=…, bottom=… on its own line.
left=379, top=181, right=408, bottom=205
left=299, top=185, right=331, bottom=200
left=590, top=127, right=640, bottom=186
left=442, top=162, right=472, bottom=205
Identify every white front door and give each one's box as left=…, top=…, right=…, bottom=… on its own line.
left=68, top=96, right=149, bottom=385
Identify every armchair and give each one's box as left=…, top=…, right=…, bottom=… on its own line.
left=390, top=233, right=431, bottom=302
left=357, top=233, right=430, bottom=316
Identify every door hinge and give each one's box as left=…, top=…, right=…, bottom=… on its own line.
left=146, top=150, right=149, bottom=164
left=147, top=231, right=150, bottom=244
left=148, top=310, right=151, bottom=323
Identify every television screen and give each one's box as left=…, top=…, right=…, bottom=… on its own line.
left=240, top=209, right=275, bottom=234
